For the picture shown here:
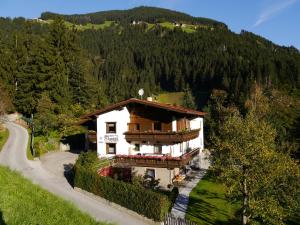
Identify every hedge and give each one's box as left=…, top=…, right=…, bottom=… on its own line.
left=74, top=163, right=170, bottom=221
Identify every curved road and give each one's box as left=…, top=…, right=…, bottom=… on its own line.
left=0, top=122, right=148, bottom=225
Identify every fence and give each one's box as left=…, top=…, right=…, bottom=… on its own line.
left=164, top=214, right=198, bottom=225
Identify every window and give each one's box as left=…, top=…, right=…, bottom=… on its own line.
left=106, top=122, right=116, bottom=133
left=154, top=145, right=162, bottom=154
left=154, top=122, right=162, bottom=131
left=134, top=144, right=140, bottom=151
left=106, top=143, right=116, bottom=154
left=146, top=169, right=155, bottom=179
left=135, top=123, right=140, bottom=131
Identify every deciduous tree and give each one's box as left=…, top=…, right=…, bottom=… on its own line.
left=212, top=107, right=300, bottom=225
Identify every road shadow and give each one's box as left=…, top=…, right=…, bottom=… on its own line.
left=0, top=211, right=6, bottom=225
left=61, top=133, right=86, bottom=154
left=63, top=163, right=75, bottom=187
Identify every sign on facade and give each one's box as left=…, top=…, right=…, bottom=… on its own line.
left=104, top=134, right=118, bottom=143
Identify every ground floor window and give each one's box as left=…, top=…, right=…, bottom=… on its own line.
left=106, top=143, right=116, bottom=154
left=146, top=169, right=155, bottom=179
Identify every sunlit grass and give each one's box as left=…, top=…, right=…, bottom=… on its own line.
left=0, top=128, right=9, bottom=151
left=186, top=174, right=240, bottom=225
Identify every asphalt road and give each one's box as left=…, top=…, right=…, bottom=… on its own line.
left=0, top=122, right=148, bottom=225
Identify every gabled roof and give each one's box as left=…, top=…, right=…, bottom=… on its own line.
left=81, top=98, right=206, bottom=121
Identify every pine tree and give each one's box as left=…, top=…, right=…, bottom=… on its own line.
left=182, top=87, right=196, bottom=109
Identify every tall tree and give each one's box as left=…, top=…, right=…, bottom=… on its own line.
left=182, top=87, right=196, bottom=109
left=212, top=103, right=300, bottom=225
left=0, top=82, right=12, bottom=117
left=46, top=18, right=73, bottom=106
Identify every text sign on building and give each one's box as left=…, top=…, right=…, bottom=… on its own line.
left=104, top=134, right=118, bottom=143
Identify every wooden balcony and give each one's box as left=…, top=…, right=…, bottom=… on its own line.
left=124, top=129, right=200, bottom=144
left=114, top=148, right=200, bottom=169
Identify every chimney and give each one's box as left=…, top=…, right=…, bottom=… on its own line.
left=146, top=97, right=153, bottom=102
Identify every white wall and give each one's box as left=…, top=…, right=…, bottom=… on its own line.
left=128, top=143, right=183, bottom=157
left=172, top=117, right=177, bottom=132
left=189, top=117, right=204, bottom=152
left=97, top=107, right=131, bottom=157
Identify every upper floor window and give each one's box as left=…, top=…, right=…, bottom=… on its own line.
left=135, top=123, right=140, bottom=131
left=154, top=145, right=162, bottom=154
left=106, top=122, right=116, bottom=133
left=154, top=122, right=162, bottom=131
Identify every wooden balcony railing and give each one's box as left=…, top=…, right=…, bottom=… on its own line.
left=114, top=148, right=200, bottom=169
left=124, top=129, right=200, bottom=144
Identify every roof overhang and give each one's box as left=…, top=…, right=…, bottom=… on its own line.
left=80, top=98, right=206, bottom=124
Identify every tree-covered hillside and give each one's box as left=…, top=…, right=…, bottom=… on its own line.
left=41, top=6, right=227, bottom=28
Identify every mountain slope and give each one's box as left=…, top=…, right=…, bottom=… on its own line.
left=40, top=6, right=227, bottom=29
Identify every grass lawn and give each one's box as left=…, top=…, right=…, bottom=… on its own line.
left=64, top=20, right=114, bottom=31
left=157, top=92, right=184, bottom=106
left=186, top=174, right=240, bottom=225
left=0, top=128, right=9, bottom=151
left=0, top=166, right=109, bottom=225
left=43, top=20, right=115, bottom=31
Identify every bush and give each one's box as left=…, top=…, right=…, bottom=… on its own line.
left=33, top=134, right=59, bottom=157
left=74, top=153, right=171, bottom=221
left=155, top=187, right=179, bottom=211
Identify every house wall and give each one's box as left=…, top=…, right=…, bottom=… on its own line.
left=132, top=166, right=180, bottom=188
left=128, top=143, right=186, bottom=157
left=128, top=139, right=201, bottom=157
left=97, top=107, right=131, bottom=157
left=189, top=117, right=204, bottom=151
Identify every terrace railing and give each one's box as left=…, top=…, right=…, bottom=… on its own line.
left=114, top=148, right=200, bottom=169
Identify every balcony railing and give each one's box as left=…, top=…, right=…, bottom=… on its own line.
left=124, top=129, right=200, bottom=144
left=114, top=148, right=200, bottom=169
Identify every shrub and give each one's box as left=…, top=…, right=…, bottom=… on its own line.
left=74, top=153, right=171, bottom=221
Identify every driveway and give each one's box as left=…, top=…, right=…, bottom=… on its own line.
left=40, top=151, right=78, bottom=178
left=0, top=122, right=148, bottom=225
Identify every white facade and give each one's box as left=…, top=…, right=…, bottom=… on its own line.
left=96, top=106, right=204, bottom=158
left=97, top=107, right=131, bottom=157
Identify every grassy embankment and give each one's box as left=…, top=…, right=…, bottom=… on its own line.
left=186, top=174, right=240, bottom=225
left=0, top=166, right=109, bottom=225
left=0, top=128, right=9, bottom=151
